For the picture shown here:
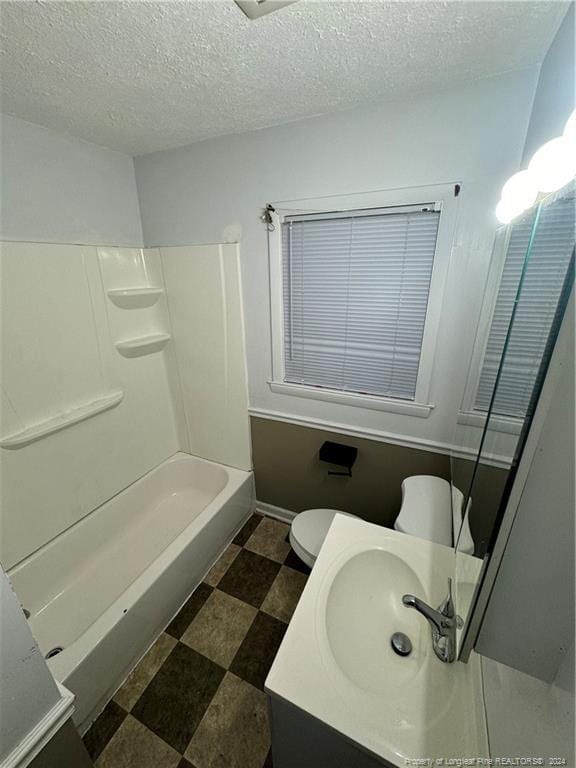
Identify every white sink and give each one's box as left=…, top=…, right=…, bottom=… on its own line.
left=266, top=514, right=488, bottom=766
left=325, top=548, right=426, bottom=693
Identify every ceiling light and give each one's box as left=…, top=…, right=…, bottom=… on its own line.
left=234, top=0, right=300, bottom=19
left=528, top=136, right=576, bottom=193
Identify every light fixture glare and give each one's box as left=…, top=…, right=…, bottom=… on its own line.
left=496, top=115, right=576, bottom=222
left=528, top=136, right=576, bottom=193
left=500, top=170, right=538, bottom=211
left=496, top=198, right=520, bottom=224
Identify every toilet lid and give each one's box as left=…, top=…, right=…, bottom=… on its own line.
left=290, top=508, right=356, bottom=564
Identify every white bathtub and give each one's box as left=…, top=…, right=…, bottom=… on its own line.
left=9, top=452, right=254, bottom=733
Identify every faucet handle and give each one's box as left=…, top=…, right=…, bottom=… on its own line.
left=438, top=577, right=455, bottom=619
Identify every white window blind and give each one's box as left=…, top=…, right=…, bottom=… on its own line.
left=475, top=194, right=575, bottom=417
left=281, top=205, right=440, bottom=401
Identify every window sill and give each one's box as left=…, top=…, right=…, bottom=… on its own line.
left=268, top=381, right=434, bottom=418
left=457, top=410, right=523, bottom=435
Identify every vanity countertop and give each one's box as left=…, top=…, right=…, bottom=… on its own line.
left=265, top=514, right=488, bottom=767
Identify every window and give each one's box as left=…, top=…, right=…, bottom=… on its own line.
left=474, top=193, right=574, bottom=419
left=282, top=206, right=440, bottom=399
left=268, top=187, right=457, bottom=416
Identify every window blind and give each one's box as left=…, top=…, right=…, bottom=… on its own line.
left=475, top=194, right=575, bottom=417
left=281, top=206, right=440, bottom=400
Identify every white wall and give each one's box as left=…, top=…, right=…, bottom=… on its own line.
left=0, top=243, right=180, bottom=569
left=135, top=68, right=539, bottom=453
left=0, top=115, right=143, bottom=246
left=0, top=565, right=61, bottom=764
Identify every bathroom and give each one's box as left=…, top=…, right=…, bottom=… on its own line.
left=0, top=1, right=574, bottom=766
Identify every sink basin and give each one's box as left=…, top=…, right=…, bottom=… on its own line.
left=266, top=514, right=488, bottom=765
left=325, top=548, right=426, bottom=692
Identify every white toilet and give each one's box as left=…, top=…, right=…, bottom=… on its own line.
left=289, top=475, right=467, bottom=568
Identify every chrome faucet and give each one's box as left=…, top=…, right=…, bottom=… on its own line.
left=402, top=578, right=457, bottom=663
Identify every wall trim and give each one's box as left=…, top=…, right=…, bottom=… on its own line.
left=1, top=686, right=75, bottom=768
left=248, top=407, right=512, bottom=469
left=255, top=500, right=298, bottom=523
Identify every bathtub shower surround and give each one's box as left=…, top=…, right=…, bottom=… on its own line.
left=97, top=244, right=188, bottom=451
left=0, top=241, right=251, bottom=569
left=0, top=239, right=254, bottom=732
left=0, top=243, right=179, bottom=569
left=161, top=244, right=251, bottom=472
left=81, top=513, right=308, bottom=768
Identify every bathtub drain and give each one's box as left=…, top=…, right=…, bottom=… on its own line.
left=45, top=646, right=64, bottom=659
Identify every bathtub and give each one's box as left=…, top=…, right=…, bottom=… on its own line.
left=9, top=452, right=254, bottom=733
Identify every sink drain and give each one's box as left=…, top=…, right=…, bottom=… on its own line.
left=390, top=632, right=412, bottom=657
left=45, top=646, right=64, bottom=659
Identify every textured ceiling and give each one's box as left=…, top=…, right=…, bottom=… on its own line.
left=0, top=0, right=567, bottom=156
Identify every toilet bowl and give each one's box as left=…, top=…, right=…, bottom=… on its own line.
left=289, top=509, right=358, bottom=569
left=289, top=475, right=469, bottom=568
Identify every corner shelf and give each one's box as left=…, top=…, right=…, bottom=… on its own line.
left=107, top=287, right=163, bottom=309
left=0, top=390, right=124, bottom=449
left=115, top=333, right=171, bottom=358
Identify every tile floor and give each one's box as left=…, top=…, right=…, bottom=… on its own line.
left=83, top=514, right=310, bottom=768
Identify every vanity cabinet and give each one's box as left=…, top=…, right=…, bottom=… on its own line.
left=269, top=695, right=392, bottom=768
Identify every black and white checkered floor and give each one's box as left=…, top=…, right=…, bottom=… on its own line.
left=83, top=513, right=309, bottom=768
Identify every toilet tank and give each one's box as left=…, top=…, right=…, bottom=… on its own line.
left=394, top=475, right=453, bottom=547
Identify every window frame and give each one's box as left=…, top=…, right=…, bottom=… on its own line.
left=268, top=184, right=459, bottom=417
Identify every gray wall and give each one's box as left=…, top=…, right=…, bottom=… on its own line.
left=251, top=417, right=449, bottom=528
left=522, top=5, right=575, bottom=163
left=0, top=115, right=143, bottom=246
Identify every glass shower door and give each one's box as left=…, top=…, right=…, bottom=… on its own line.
left=451, top=182, right=575, bottom=657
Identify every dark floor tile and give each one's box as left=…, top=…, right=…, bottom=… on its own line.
left=132, top=642, right=225, bottom=754
left=230, top=611, right=287, bottom=690
left=264, top=749, right=274, bottom=767
left=177, top=759, right=198, bottom=768
left=83, top=700, right=127, bottom=761
left=165, top=583, right=213, bottom=639
left=283, top=548, right=311, bottom=575
left=218, top=549, right=281, bottom=609
left=233, top=514, right=261, bottom=546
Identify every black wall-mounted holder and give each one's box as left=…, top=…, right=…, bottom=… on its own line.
left=319, top=441, right=358, bottom=478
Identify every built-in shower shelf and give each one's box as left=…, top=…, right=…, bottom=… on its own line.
left=115, top=333, right=171, bottom=357
left=107, top=287, right=164, bottom=309
left=0, top=390, right=124, bottom=449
